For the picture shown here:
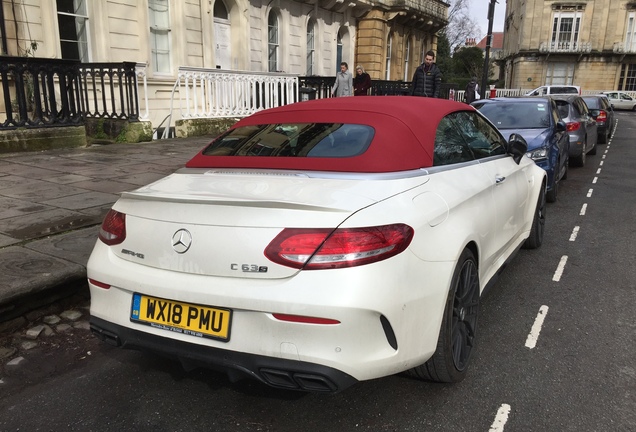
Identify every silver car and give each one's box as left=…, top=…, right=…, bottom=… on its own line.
left=553, top=95, right=598, bottom=167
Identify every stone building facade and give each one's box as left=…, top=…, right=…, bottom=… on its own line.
left=501, top=0, right=636, bottom=91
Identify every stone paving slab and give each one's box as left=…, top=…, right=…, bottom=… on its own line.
left=25, top=227, right=99, bottom=266
left=0, top=208, right=102, bottom=240
left=41, top=191, right=119, bottom=210
left=0, top=247, right=85, bottom=305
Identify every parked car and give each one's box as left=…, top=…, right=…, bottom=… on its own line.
left=602, top=91, right=636, bottom=110
left=552, top=94, right=598, bottom=167
left=88, top=96, right=547, bottom=393
left=582, top=94, right=616, bottom=144
left=472, top=97, right=569, bottom=203
left=525, top=85, right=581, bottom=96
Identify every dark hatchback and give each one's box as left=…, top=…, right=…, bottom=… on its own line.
left=582, top=95, right=616, bottom=144
left=472, top=97, right=569, bottom=203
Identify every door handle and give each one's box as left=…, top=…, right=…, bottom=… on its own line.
left=495, top=175, right=506, bottom=184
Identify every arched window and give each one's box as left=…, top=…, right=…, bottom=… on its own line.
left=214, top=0, right=228, bottom=19
left=307, top=20, right=315, bottom=75
left=268, top=11, right=279, bottom=72
left=385, top=33, right=393, bottom=80
left=404, top=37, right=411, bottom=81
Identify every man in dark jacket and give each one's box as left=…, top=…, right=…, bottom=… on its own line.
left=411, top=50, right=442, bottom=98
left=465, top=76, right=479, bottom=104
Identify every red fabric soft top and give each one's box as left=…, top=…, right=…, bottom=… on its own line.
left=186, top=96, right=473, bottom=173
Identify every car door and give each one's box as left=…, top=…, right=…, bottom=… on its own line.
left=577, top=98, right=597, bottom=151
left=605, top=92, right=619, bottom=109
left=447, top=111, right=529, bottom=271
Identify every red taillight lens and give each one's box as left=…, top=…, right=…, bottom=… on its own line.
left=264, top=224, right=414, bottom=270
left=88, top=278, right=111, bottom=289
left=98, top=209, right=126, bottom=246
left=566, top=121, right=581, bottom=132
left=597, top=110, right=607, bottom=121
left=272, top=314, right=340, bottom=325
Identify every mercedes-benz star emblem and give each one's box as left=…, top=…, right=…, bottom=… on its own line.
left=171, top=229, right=192, bottom=254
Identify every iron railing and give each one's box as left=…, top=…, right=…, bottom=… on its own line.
left=0, top=56, right=83, bottom=129
left=0, top=57, right=142, bottom=130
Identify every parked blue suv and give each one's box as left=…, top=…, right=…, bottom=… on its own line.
left=472, top=97, right=570, bottom=203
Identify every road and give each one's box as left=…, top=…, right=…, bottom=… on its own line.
left=1, top=112, right=635, bottom=432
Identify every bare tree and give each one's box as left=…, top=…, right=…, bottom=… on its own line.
left=442, top=0, right=481, bottom=52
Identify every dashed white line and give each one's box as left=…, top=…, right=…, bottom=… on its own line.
left=596, top=168, right=602, bottom=174
left=580, top=203, right=587, bottom=215
left=553, top=255, right=568, bottom=282
left=600, top=161, right=604, bottom=166
left=587, top=189, right=593, bottom=197
left=602, top=154, right=606, bottom=159
left=592, top=177, right=598, bottom=184
left=569, top=226, right=580, bottom=241
left=489, top=404, right=512, bottom=432
left=525, top=305, right=549, bottom=349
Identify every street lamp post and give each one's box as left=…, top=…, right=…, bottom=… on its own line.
left=481, top=0, right=497, bottom=98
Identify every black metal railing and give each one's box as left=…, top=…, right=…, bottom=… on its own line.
left=1, top=58, right=141, bottom=130
left=0, top=56, right=83, bottom=129
left=79, top=62, right=139, bottom=121
left=298, top=76, right=458, bottom=99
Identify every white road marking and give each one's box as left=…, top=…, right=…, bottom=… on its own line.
left=605, top=149, right=609, bottom=154
left=580, top=203, right=587, bottom=215
left=553, top=255, right=568, bottom=282
left=525, top=305, right=549, bottom=349
left=596, top=168, right=601, bottom=174
left=587, top=189, right=593, bottom=197
left=569, top=226, right=580, bottom=241
left=489, top=404, right=512, bottom=432
left=592, top=177, right=598, bottom=184
left=602, top=154, right=606, bottom=159
left=600, top=161, right=604, bottom=166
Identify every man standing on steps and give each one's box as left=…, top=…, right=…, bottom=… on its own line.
left=411, top=50, right=442, bottom=98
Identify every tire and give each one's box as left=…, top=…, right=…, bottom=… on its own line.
left=523, top=185, right=546, bottom=250
left=407, top=249, right=479, bottom=383
left=570, top=147, right=585, bottom=167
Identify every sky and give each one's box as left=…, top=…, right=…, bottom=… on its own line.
left=469, top=0, right=506, bottom=39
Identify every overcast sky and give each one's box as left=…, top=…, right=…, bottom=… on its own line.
left=469, top=0, right=506, bottom=39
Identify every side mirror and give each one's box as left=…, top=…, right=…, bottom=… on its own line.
left=508, top=133, right=528, bottom=164
left=556, top=120, right=567, bottom=132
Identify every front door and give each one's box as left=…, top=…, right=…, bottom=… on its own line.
left=214, top=20, right=231, bottom=69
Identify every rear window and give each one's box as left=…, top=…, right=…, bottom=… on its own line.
left=476, top=102, right=552, bottom=129
left=555, top=100, right=571, bottom=118
left=582, top=97, right=600, bottom=109
left=202, top=123, right=374, bottom=158
left=551, top=86, right=579, bottom=94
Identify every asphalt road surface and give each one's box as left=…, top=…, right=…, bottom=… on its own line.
left=1, top=112, right=635, bottom=432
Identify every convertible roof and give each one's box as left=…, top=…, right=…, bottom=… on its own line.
left=186, top=96, right=472, bottom=172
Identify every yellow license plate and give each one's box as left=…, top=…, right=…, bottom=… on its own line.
left=130, top=293, right=232, bottom=341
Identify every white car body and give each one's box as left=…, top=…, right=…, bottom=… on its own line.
left=602, top=91, right=636, bottom=110
left=525, top=85, right=581, bottom=96
left=88, top=97, right=547, bottom=392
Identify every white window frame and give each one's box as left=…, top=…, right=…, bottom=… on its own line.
left=546, top=62, right=575, bottom=85
left=385, top=33, right=392, bottom=80
left=148, top=0, right=172, bottom=74
left=551, top=10, right=581, bottom=51
left=56, top=0, right=90, bottom=62
left=268, top=11, right=279, bottom=72
left=306, top=21, right=315, bottom=76
left=404, top=37, right=410, bottom=81
left=625, top=12, right=636, bottom=52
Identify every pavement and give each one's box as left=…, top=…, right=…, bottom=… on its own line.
left=0, top=135, right=214, bottom=325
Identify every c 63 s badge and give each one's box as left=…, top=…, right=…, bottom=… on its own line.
left=231, top=264, right=268, bottom=273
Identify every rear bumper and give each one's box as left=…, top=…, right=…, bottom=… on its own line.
left=90, top=316, right=358, bottom=393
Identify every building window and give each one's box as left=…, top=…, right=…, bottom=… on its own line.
left=404, top=37, right=411, bottom=81
left=148, top=0, right=171, bottom=73
left=56, top=0, right=89, bottom=62
left=214, top=0, right=228, bottom=19
left=385, top=33, right=392, bottom=80
left=546, top=62, right=575, bottom=85
left=268, top=11, right=279, bottom=72
left=306, top=21, right=315, bottom=76
left=619, top=64, right=636, bottom=90
left=336, top=31, right=343, bottom=70
left=551, top=10, right=581, bottom=50
left=625, top=12, right=636, bottom=52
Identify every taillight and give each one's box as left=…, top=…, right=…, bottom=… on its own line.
left=99, top=209, right=126, bottom=245
left=597, top=110, right=607, bottom=121
left=566, top=121, right=581, bottom=132
left=88, top=278, right=111, bottom=289
left=264, top=224, right=414, bottom=270
left=272, top=314, right=340, bottom=325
